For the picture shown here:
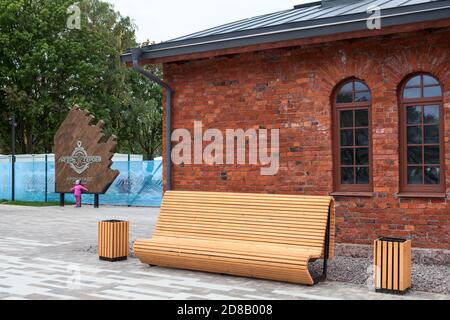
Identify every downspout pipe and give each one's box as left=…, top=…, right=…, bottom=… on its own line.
left=131, top=47, right=173, bottom=191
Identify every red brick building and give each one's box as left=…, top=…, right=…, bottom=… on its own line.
left=123, top=0, right=450, bottom=255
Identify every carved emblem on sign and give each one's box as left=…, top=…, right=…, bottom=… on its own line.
left=54, top=106, right=119, bottom=194
left=59, top=141, right=102, bottom=174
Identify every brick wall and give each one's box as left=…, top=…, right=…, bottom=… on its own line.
left=162, top=28, right=450, bottom=249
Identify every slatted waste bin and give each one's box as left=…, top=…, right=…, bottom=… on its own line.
left=374, top=237, right=411, bottom=294
left=98, top=220, right=129, bottom=262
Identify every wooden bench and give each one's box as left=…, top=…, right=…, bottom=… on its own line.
left=134, top=191, right=335, bottom=285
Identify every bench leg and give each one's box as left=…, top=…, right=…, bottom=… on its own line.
left=321, top=257, right=328, bottom=281
left=317, top=207, right=331, bottom=282
left=312, top=258, right=327, bottom=284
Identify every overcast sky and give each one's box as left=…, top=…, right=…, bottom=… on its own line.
left=106, top=0, right=313, bottom=43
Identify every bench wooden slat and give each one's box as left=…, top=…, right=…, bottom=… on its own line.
left=141, top=254, right=316, bottom=284
left=162, top=203, right=331, bottom=215
left=135, top=238, right=318, bottom=264
left=135, top=247, right=317, bottom=284
left=159, top=214, right=329, bottom=227
left=158, top=219, right=327, bottom=234
left=168, top=192, right=332, bottom=204
left=159, top=214, right=327, bottom=225
left=155, top=231, right=327, bottom=246
left=164, top=199, right=331, bottom=208
left=134, top=191, right=335, bottom=285
left=156, top=224, right=327, bottom=240
left=154, top=232, right=328, bottom=248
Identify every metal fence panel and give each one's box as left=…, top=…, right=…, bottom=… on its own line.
left=0, top=156, right=163, bottom=207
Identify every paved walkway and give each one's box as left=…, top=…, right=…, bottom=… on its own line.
left=0, top=205, right=447, bottom=300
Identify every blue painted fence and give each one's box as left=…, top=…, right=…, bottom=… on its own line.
left=0, top=157, right=163, bottom=207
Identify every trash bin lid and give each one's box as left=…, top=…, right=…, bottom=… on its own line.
left=378, top=237, right=407, bottom=243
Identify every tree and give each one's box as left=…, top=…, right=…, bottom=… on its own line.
left=0, top=136, right=6, bottom=154
left=108, top=64, right=163, bottom=160
left=0, top=0, right=163, bottom=159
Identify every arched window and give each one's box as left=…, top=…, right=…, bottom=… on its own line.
left=333, top=79, right=372, bottom=192
left=399, top=74, right=445, bottom=194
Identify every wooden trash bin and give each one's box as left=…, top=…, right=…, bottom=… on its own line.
left=374, top=237, right=411, bottom=294
left=98, top=220, right=129, bottom=262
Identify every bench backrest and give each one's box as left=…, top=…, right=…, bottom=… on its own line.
left=155, top=191, right=335, bottom=258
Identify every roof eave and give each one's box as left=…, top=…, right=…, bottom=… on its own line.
left=121, top=4, right=450, bottom=64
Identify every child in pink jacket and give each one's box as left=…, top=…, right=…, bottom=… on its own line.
left=71, top=180, right=88, bottom=208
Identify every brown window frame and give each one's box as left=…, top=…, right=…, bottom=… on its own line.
left=333, top=79, right=373, bottom=193
left=399, top=74, right=445, bottom=194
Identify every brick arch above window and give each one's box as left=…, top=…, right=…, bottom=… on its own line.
left=333, top=79, right=373, bottom=193
left=380, top=43, right=448, bottom=82
left=399, top=73, right=445, bottom=195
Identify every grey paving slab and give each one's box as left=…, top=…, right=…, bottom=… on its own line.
left=0, top=204, right=448, bottom=300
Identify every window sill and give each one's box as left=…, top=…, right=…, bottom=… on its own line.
left=396, top=192, right=447, bottom=199
left=330, top=192, right=374, bottom=198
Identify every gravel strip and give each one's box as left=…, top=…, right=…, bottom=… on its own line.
left=310, top=256, right=450, bottom=294
left=79, top=244, right=449, bottom=294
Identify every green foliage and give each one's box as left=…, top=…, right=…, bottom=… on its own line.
left=0, top=0, right=163, bottom=159
left=0, top=200, right=75, bottom=206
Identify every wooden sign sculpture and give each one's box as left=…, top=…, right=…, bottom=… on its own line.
left=54, top=106, right=119, bottom=196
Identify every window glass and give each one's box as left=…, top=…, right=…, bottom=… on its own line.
left=423, top=86, right=442, bottom=98
left=356, top=148, right=369, bottom=165
left=407, top=106, right=422, bottom=124
left=337, top=80, right=371, bottom=104
left=407, top=126, right=422, bottom=144
left=355, top=129, right=369, bottom=146
left=340, top=110, right=353, bottom=127
left=424, top=105, right=439, bottom=124
left=341, top=130, right=353, bottom=146
left=407, top=147, right=422, bottom=165
left=336, top=80, right=371, bottom=189
left=341, top=149, right=354, bottom=165
left=337, top=92, right=353, bottom=103
left=423, top=75, right=439, bottom=86
left=355, top=110, right=369, bottom=127
left=407, top=167, right=423, bottom=184
left=341, top=167, right=354, bottom=184
left=355, top=82, right=369, bottom=91
left=424, top=126, right=439, bottom=144
left=424, top=146, right=440, bottom=164
left=405, top=76, right=421, bottom=87
left=404, top=88, right=421, bottom=99
left=356, top=167, right=369, bottom=184
left=424, top=167, right=440, bottom=185
left=341, top=82, right=353, bottom=92
left=355, top=92, right=371, bottom=102
left=401, top=74, right=443, bottom=191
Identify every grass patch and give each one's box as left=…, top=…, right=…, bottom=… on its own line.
left=0, top=200, right=75, bottom=207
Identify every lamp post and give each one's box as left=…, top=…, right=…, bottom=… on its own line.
left=8, top=113, right=17, bottom=202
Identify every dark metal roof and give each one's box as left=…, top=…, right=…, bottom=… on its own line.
left=121, top=0, right=450, bottom=63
